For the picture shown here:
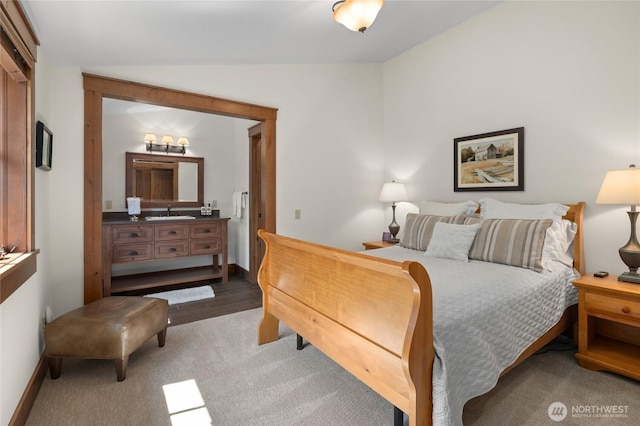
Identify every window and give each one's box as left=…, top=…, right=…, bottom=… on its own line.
left=0, top=1, right=39, bottom=303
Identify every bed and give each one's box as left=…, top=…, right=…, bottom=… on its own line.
left=257, top=200, right=585, bottom=426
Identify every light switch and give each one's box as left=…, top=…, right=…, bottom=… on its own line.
left=105, top=200, right=112, bottom=209
left=295, top=209, right=301, bottom=220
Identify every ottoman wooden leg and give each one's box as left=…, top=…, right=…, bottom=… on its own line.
left=115, top=356, right=129, bottom=382
left=157, top=326, right=167, bottom=348
left=47, top=357, right=62, bottom=380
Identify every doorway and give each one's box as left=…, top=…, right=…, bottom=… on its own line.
left=83, top=73, right=277, bottom=303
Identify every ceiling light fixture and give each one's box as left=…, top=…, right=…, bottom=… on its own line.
left=332, top=0, right=384, bottom=33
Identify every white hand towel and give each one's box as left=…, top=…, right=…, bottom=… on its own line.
left=233, top=192, right=242, bottom=218
left=127, top=197, right=141, bottom=215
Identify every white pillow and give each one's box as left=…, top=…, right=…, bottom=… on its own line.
left=479, top=198, right=568, bottom=221
left=425, top=222, right=481, bottom=261
left=542, top=219, right=577, bottom=269
left=419, top=200, right=478, bottom=216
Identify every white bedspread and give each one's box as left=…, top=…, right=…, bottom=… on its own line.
left=364, top=246, right=579, bottom=426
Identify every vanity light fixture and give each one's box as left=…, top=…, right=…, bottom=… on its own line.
left=332, top=0, right=384, bottom=33
left=145, top=134, right=189, bottom=155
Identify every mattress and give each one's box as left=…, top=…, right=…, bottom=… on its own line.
left=364, top=245, right=579, bottom=426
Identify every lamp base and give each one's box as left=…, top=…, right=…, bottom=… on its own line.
left=387, top=238, right=399, bottom=244
left=618, top=271, right=640, bottom=284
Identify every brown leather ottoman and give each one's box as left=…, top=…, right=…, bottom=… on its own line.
left=44, top=296, right=168, bottom=382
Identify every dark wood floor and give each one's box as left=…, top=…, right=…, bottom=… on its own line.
left=167, top=274, right=262, bottom=326
left=118, top=273, right=263, bottom=327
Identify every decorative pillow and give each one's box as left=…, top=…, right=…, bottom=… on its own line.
left=425, top=222, right=481, bottom=261
left=419, top=200, right=479, bottom=216
left=479, top=198, right=568, bottom=221
left=465, top=217, right=553, bottom=272
left=399, top=214, right=466, bottom=251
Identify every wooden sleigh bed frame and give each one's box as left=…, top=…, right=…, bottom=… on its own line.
left=257, top=202, right=585, bottom=426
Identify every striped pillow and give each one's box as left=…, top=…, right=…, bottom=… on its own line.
left=464, top=217, right=553, bottom=272
left=399, top=214, right=466, bottom=251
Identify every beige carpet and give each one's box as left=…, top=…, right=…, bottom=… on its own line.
left=27, top=308, right=640, bottom=425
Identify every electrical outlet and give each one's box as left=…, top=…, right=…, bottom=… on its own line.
left=211, top=200, right=217, bottom=208
left=295, top=209, right=301, bottom=220
left=105, top=200, right=112, bottom=209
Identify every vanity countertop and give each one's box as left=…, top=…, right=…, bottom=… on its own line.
left=102, top=210, right=227, bottom=224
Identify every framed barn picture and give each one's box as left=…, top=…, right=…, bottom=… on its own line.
left=454, top=127, right=524, bottom=192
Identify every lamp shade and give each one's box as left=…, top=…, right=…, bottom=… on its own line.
left=596, top=165, right=640, bottom=206
left=379, top=181, right=408, bottom=203
left=333, top=0, right=384, bottom=33
left=177, top=137, right=189, bottom=146
left=143, top=133, right=157, bottom=143
left=161, top=135, right=174, bottom=145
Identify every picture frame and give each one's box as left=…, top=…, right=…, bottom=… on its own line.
left=36, top=121, right=53, bottom=171
left=454, top=127, right=524, bottom=192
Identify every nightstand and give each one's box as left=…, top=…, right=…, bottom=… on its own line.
left=362, top=240, right=397, bottom=250
left=573, top=273, right=640, bottom=380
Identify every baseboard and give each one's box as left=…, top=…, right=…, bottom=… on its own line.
left=231, top=264, right=249, bottom=280
left=9, top=354, right=47, bottom=426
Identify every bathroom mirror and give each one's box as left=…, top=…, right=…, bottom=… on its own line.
left=125, top=152, right=204, bottom=208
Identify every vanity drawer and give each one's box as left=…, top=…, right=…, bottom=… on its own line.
left=112, top=225, right=154, bottom=244
left=190, top=238, right=222, bottom=255
left=155, top=224, right=189, bottom=241
left=154, top=240, right=189, bottom=259
left=585, top=292, right=640, bottom=322
left=112, top=243, right=153, bottom=263
left=191, top=222, right=222, bottom=239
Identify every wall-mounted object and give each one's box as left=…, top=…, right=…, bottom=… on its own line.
left=332, top=0, right=384, bottom=33
left=145, top=133, right=189, bottom=155
left=125, top=152, right=204, bottom=208
left=36, top=121, right=53, bottom=171
left=454, top=127, right=524, bottom=192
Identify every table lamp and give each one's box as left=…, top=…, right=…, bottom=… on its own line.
left=596, top=164, right=640, bottom=283
left=379, top=181, right=408, bottom=243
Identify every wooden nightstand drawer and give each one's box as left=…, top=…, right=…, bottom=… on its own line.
left=585, top=292, right=640, bottom=322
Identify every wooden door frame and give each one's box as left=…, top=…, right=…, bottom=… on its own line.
left=248, top=123, right=264, bottom=284
left=83, top=73, right=277, bottom=303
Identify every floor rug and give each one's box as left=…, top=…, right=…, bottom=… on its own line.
left=144, top=285, right=215, bottom=305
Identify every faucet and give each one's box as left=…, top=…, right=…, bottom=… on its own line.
left=167, top=204, right=171, bottom=216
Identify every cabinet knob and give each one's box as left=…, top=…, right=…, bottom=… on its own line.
left=128, top=251, right=139, bottom=256
left=203, top=229, right=211, bottom=233
left=168, top=230, right=177, bottom=235
left=128, top=233, right=139, bottom=238
left=203, top=245, right=211, bottom=249
left=622, top=306, right=632, bottom=314
left=168, top=248, right=177, bottom=252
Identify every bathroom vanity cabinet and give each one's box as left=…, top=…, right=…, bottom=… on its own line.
left=102, top=217, right=229, bottom=296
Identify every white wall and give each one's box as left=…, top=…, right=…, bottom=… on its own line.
left=383, top=0, right=640, bottom=273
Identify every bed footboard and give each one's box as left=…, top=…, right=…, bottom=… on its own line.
left=257, top=230, right=434, bottom=426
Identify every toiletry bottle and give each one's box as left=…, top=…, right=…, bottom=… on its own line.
left=201, top=205, right=207, bottom=216
left=206, top=203, right=212, bottom=216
